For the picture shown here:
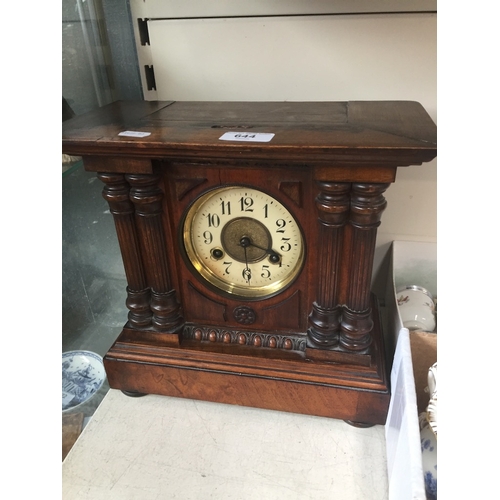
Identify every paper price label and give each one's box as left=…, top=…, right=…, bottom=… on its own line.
left=219, top=132, right=275, bottom=143
left=118, top=131, right=151, bottom=138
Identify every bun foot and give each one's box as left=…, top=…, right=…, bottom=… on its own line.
left=344, top=420, right=375, bottom=428
left=121, top=390, right=148, bottom=398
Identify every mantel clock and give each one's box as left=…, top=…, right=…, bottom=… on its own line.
left=62, top=100, right=437, bottom=425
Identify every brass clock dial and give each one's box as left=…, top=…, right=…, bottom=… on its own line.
left=182, top=186, right=305, bottom=299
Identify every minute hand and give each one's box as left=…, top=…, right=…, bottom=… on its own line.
left=242, top=245, right=252, bottom=284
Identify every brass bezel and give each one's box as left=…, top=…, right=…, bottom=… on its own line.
left=182, top=186, right=305, bottom=299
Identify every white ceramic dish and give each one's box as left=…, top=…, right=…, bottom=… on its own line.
left=62, top=350, right=106, bottom=412
left=427, top=393, right=438, bottom=437
left=396, top=285, right=436, bottom=332
left=427, top=362, right=438, bottom=437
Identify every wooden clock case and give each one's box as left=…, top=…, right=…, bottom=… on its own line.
left=62, top=100, right=437, bottom=425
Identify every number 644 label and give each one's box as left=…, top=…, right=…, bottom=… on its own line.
left=219, top=131, right=275, bottom=143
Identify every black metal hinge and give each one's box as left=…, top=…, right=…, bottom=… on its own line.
left=144, top=64, right=156, bottom=90
left=138, top=18, right=150, bottom=45
left=144, top=65, right=156, bottom=91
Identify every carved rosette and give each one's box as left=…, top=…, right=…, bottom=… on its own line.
left=98, top=173, right=152, bottom=328
left=233, top=306, right=256, bottom=325
left=308, top=182, right=350, bottom=347
left=184, top=325, right=306, bottom=352
left=340, top=183, right=389, bottom=351
left=126, top=174, right=184, bottom=333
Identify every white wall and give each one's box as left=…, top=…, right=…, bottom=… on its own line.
left=130, top=0, right=437, bottom=297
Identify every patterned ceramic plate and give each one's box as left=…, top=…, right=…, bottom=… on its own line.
left=62, top=351, right=106, bottom=412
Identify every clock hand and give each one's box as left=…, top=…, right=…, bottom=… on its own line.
left=240, top=237, right=252, bottom=284
left=239, top=237, right=281, bottom=264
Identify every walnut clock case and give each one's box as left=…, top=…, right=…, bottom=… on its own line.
left=62, top=101, right=437, bottom=426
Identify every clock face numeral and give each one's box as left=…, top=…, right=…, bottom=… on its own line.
left=239, top=196, right=254, bottom=212
left=183, top=186, right=304, bottom=299
left=203, top=231, right=213, bottom=244
left=220, top=201, right=231, bottom=215
left=261, top=265, right=271, bottom=279
left=206, top=213, right=220, bottom=227
left=280, top=238, right=292, bottom=252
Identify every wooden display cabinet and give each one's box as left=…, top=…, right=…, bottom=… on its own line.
left=62, top=100, right=437, bottom=425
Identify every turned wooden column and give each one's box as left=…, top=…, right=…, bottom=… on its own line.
left=98, top=173, right=152, bottom=328
left=308, top=182, right=351, bottom=347
left=340, top=183, right=389, bottom=351
left=126, top=174, right=184, bottom=333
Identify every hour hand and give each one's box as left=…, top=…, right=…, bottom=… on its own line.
left=239, top=237, right=281, bottom=264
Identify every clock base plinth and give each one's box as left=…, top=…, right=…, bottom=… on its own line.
left=103, top=298, right=390, bottom=425
left=305, top=342, right=372, bottom=367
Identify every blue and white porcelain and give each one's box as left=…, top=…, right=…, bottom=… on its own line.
left=420, top=361, right=438, bottom=500
left=62, top=350, right=106, bottom=412
left=420, top=412, right=437, bottom=500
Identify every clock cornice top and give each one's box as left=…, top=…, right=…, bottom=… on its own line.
left=62, top=100, right=437, bottom=166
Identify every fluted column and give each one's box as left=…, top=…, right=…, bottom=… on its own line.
left=307, top=182, right=351, bottom=347
left=340, top=183, right=389, bottom=351
left=98, top=173, right=152, bottom=328
left=126, top=174, right=184, bottom=333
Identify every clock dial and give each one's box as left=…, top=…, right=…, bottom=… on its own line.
left=182, top=186, right=304, bottom=299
